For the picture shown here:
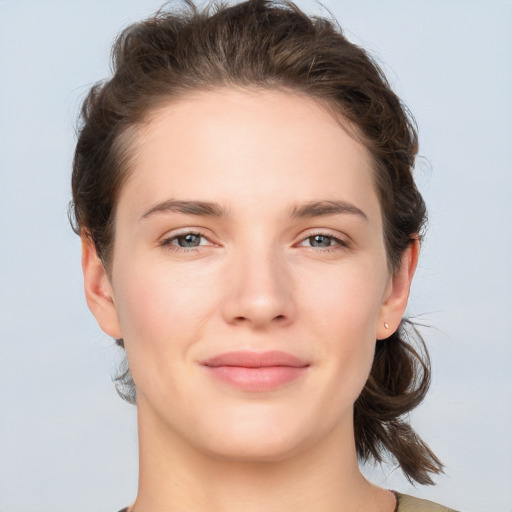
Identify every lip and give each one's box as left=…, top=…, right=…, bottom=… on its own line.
left=201, top=350, right=310, bottom=392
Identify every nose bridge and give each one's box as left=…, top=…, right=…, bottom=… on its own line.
left=222, top=234, right=294, bottom=328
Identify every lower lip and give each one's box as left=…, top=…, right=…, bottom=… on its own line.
left=203, top=366, right=308, bottom=392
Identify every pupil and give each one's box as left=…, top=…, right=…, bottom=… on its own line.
left=311, top=235, right=331, bottom=247
left=179, top=234, right=200, bottom=247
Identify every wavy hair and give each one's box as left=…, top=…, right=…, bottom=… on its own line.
left=70, top=0, right=442, bottom=484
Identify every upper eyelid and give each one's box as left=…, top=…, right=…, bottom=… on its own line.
left=295, top=228, right=349, bottom=242
left=296, top=234, right=347, bottom=248
left=160, top=228, right=214, bottom=241
left=158, top=231, right=215, bottom=251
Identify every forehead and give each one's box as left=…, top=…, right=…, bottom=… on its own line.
left=118, top=88, right=381, bottom=223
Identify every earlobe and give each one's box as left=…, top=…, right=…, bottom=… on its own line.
left=81, top=235, right=123, bottom=339
left=377, top=239, right=419, bottom=340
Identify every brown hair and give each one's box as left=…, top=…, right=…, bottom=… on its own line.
left=70, top=0, right=442, bottom=485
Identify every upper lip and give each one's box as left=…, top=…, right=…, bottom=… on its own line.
left=202, top=350, right=309, bottom=368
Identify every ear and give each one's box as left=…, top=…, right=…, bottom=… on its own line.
left=81, top=235, right=123, bottom=339
left=376, top=238, right=419, bottom=340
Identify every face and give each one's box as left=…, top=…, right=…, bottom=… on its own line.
left=84, top=88, right=415, bottom=462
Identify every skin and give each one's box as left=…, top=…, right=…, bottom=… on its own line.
left=82, top=88, right=418, bottom=512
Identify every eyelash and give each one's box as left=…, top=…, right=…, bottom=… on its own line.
left=159, top=230, right=349, bottom=253
left=160, top=231, right=211, bottom=253
left=298, top=233, right=349, bottom=252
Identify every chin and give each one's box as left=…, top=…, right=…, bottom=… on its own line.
left=188, top=410, right=320, bottom=463
left=202, top=434, right=308, bottom=463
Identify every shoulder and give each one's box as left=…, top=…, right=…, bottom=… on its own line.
left=395, top=492, right=460, bottom=512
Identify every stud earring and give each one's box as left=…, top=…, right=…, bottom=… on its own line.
left=384, top=323, right=390, bottom=329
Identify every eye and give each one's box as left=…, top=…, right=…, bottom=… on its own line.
left=306, top=234, right=336, bottom=248
left=298, top=233, right=348, bottom=251
left=174, top=233, right=203, bottom=248
left=160, top=231, right=211, bottom=250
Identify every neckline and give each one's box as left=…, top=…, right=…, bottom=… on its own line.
left=122, top=489, right=400, bottom=512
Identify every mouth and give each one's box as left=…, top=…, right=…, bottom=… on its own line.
left=201, top=350, right=310, bottom=392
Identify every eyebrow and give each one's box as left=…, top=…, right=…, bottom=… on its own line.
left=140, top=199, right=367, bottom=221
left=289, top=200, right=368, bottom=221
left=141, top=200, right=230, bottom=220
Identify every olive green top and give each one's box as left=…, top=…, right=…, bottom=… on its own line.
left=395, top=492, right=459, bottom=512
left=118, top=492, right=460, bottom=512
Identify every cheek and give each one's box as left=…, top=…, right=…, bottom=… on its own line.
left=111, top=259, right=219, bottom=382
left=299, top=263, right=386, bottom=389
left=300, top=260, right=386, bottom=335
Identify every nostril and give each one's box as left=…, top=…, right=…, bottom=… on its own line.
left=233, top=314, right=286, bottom=323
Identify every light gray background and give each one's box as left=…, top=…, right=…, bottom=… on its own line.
left=1, top=1, right=511, bottom=511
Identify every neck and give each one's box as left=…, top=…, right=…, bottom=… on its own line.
left=131, top=402, right=395, bottom=512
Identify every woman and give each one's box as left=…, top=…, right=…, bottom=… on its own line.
left=71, top=1, right=459, bottom=510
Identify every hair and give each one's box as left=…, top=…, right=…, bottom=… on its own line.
left=70, top=0, right=442, bottom=485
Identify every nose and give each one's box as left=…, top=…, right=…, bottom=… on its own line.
left=221, top=244, right=296, bottom=329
